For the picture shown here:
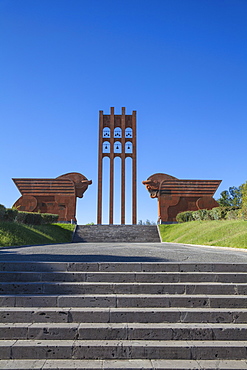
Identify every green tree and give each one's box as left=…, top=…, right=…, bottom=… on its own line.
left=138, top=219, right=156, bottom=225
left=218, top=186, right=243, bottom=207
left=240, top=181, right=247, bottom=219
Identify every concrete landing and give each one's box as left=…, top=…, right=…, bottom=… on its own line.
left=0, top=241, right=247, bottom=263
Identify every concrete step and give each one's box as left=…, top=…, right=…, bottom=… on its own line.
left=1, top=271, right=247, bottom=283
left=1, top=306, right=247, bottom=324
left=1, top=281, right=247, bottom=295
left=73, top=225, right=161, bottom=243
left=1, top=307, right=247, bottom=323
left=1, top=294, right=247, bottom=308
left=1, top=261, right=247, bottom=367
left=1, top=339, right=247, bottom=360
left=1, top=322, right=247, bottom=340
left=1, top=261, right=247, bottom=272
left=1, top=359, right=247, bottom=369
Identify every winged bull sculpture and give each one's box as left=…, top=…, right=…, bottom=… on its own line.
left=12, top=172, right=92, bottom=222
left=143, top=173, right=221, bottom=223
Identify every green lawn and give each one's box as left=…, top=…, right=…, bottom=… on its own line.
left=0, top=222, right=75, bottom=247
left=159, top=220, right=247, bottom=249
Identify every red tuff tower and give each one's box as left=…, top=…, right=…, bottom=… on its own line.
left=97, top=107, right=137, bottom=224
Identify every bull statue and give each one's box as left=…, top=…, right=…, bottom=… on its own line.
left=13, top=172, right=92, bottom=222
left=143, top=173, right=221, bottom=223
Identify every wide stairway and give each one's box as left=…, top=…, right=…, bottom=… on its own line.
left=73, top=225, right=161, bottom=243
left=0, top=261, right=247, bottom=369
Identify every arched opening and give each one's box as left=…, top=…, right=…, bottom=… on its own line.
left=114, top=157, right=121, bottom=224
left=102, top=157, right=110, bottom=224
left=114, top=141, right=122, bottom=154
left=125, top=128, right=132, bottom=138
left=103, top=127, right=110, bottom=138
left=125, top=157, right=132, bottom=224
left=114, top=127, right=122, bottom=138
left=125, top=141, right=132, bottom=154
left=103, top=141, right=110, bottom=153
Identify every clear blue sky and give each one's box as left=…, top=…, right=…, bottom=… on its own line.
left=1, top=0, right=246, bottom=224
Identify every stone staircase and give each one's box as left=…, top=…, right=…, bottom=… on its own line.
left=0, top=261, right=247, bottom=369
left=73, top=225, right=161, bottom=243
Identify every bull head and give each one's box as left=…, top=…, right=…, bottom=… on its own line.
left=142, top=180, right=160, bottom=198
left=75, top=179, right=93, bottom=198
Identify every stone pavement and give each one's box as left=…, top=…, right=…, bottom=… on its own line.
left=0, top=241, right=247, bottom=263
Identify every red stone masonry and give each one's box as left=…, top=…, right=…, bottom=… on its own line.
left=143, top=173, right=221, bottom=223
left=13, top=172, right=92, bottom=222
left=97, top=107, right=137, bottom=224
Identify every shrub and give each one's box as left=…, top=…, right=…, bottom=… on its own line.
left=41, top=213, right=59, bottom=224
left=226, top=209, right=239, bottom=220
left=174, top=205, right=244, bottom=223
left=4, top=208, right=18, bottom=222
left=15, top=211, right=42, bottom=225
left=208, top=207, right=226, bottom=220
left=176, top=211, right=194, bottom=223
left=211, top=207, right=240, bottom=220
left=15, top=211, right=59, bottom=225
left=176, top=207, right=240, bottom=223
left=192, top=209, right=211, bottom=221
left=238, top=208, right=247, bottom=220
left=0, top=204, right=6, bottom=221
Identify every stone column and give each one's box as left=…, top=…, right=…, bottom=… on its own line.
left=132, top=110, right=137, bottom=224
left=97, top=110, right=103, bottom=224
left=109, top=107, right=115, bottom=224
left=121, top=107, right=126, bottom=224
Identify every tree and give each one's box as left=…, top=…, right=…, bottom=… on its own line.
left=138, top=219, right=156, bottom=225
left=217, top=186, right=243, bottom=207
left=240, top=181, right=247, bottom=219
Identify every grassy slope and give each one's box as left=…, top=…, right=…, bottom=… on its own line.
left=0, top=222, right=75, bottom=247
left=159, top=220, right=247, bottom=249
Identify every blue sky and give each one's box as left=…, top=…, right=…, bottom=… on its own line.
left=1, top=0, right=246, bottom=224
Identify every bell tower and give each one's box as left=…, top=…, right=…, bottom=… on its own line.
left=97, top=107, right=137, bottom=224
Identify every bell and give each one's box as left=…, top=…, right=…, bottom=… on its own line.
left=116, top=145, right=119, bottom=150
left=105, top=145, right=108, bottom=150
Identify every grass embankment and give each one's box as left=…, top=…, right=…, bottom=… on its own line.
left=159, top=220, right=247, bottom=249
left=0, top=222, right=75, bottom=247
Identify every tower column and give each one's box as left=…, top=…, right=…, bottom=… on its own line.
left=121, top=107, right=126, bottom=224
left=109, top=107, right=114, bottom=224
left=97, top=110, right=103, bottom=224
left=132, top=110, right=137, bottom=224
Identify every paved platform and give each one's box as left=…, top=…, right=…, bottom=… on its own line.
left=0, top=242, right=247, bottom=263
